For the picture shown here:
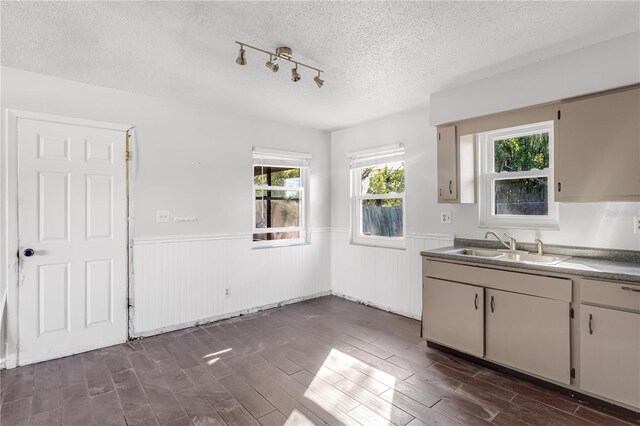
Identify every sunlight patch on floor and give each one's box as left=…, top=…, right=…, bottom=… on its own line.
left=284, top=408, right=315, bottom=425
left=202, top=347, right=232, bottom=358
left=301, top=348, right=396, bottom=424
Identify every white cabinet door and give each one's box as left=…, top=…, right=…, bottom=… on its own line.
left=423, top=277, right=484, bottom=357
left=437, top=125, right=458, bottom=202
left=580, top=305, right=640, bottom=408
left=486, top=289, right=570, bottom=384
left=17, top=118, right=128, bottom=365
left=556, top=87, right=640, bottom=202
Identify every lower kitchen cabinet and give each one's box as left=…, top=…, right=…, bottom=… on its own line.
left=423, top=277, right=484, bottom=357
left=580, top=305, right=640, bottom=408
left=485, top=289, right=571, bottom=384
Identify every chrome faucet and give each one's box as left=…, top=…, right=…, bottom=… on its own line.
left=484, top=231, right=517, bottom=251
left=535, top=239, right=544, bottom=255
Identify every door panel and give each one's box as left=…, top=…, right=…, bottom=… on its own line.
left=38, top=263, right=70, bottom=335
left=486, top=289, right=570, bottom=384
left=39, top=172, right=70, bottom=242
left=423, top=277, right=484, bottom=357
left=18, top=118, right=127, bottom=365
left=86, top=174, right=113, bottom=240
left=580, top=305, right=640, bottom=408
left=86, top=259, right=113, bottom=327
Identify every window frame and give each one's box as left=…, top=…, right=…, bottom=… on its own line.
left=252, top=148, right=310, bottom=248
left=478, top=121, right=559, bottom=229
left=349, top=146, right=406, bottom=249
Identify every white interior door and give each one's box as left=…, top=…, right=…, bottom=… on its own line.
left=17, top=118, right=128, bottom=365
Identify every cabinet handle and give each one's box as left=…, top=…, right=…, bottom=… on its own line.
left=439, top=188, right=442, bottom=197
left=449, top=180, right=452, bottom=194
left=588, top=313, right=593, bottom=335
left=621, top=286, right=640, bottom=292
left=490, top=295, right=495, bottom=313
left=557, top=182, right=562, bottom=192
left=474, top=294, right=478, bottom=310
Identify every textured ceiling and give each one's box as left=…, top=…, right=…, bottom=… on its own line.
left=2, top=1, right=639, bottom=130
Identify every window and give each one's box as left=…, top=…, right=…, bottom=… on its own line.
left=252, top=147, right=310, bottom=246
left=478, top=121, right=558, bottom=229
left=349, top=144, right=405, bottom=248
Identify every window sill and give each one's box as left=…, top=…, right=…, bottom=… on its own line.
left=350, top=239, right=406, bottom=251
left=252, top=241, right=311, bottom=250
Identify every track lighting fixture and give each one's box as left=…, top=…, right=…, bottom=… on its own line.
left=291, top=66, right=301, bottom=82
left=235, top=44, right=246, bottom=66
left=265, top=55, right=279, bottom=73
left=235, top=41, right=325, bottom=88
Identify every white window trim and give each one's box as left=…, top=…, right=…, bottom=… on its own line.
left=252, top=148, right=310, bottom=248
left=349, top=144, right=406, bottom=249
left=478, top=121, right=559, bottom=230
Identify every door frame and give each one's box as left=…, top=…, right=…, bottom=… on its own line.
left=1, top=109, right=133, bottom=369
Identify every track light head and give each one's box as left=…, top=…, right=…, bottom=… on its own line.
left=291, top=67, right=301, bottom=82
left=265, top=56, right=279, bottom=73
left=236, top=46, right=247, bottom=66
left=314, top=74, right=325, bottom=88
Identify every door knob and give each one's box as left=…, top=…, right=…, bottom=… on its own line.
left=23, top=248, right=35, bottom=257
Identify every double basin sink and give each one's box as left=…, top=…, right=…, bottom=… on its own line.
left=445, top=248, right=570, bottom=265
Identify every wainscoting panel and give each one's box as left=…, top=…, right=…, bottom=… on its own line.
left=330, top=229, right=454, bottom=319
left=132, top=229, right=330, bottom=336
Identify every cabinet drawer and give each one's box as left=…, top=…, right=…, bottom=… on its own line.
left=423, top=258, right=572, bottom=302
left=581, top=279, right=640, bottom=312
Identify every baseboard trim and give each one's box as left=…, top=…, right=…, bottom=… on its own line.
left=332, top=291, right=421, bottom=320
left=130, top=290, right=332, bottom=338
left=427, top=340, right=640, bottom=420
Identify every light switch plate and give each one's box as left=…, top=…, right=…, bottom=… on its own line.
left=156, top=210, right=170, bottom=223
left=440, top=211, right=452, bottom=224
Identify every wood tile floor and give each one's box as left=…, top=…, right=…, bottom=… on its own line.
left=1, top=296, right=638, bottom=426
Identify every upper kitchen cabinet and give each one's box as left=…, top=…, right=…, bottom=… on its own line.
left=555, top=86, right=640, bottom=202
left=437, top=125, right=458, bottom=202
left=437, top=126, right=475, bottom=204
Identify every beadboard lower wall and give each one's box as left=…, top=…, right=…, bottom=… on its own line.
left=330, top=229, right=454, bottom=319
left=131, top=229, right=331, bottom=336
left=131, top=228, right=451, bottom=337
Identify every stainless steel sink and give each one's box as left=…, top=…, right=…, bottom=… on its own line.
left=500, top=252, right=571, bottom=265
left=445, top=248, right=505, bottom=258
left=444, top=247, right=570, bottom=265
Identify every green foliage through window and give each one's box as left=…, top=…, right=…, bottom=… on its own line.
left=494, top=133, right=549, bottom=172
left=254, top=166, right=300, bottom=186
left=360, top=162, right=405, bottom=207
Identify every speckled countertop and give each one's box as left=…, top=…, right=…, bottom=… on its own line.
left=421, top=239, right=640, bottom=285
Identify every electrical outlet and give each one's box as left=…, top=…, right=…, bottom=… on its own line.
left=440, top=211, right=452, bottom=224
left=156, top=210, right=170, bottom=223
left=634, top=216, right=640, bottom=234
left=224, top=288, right=231, bottom=298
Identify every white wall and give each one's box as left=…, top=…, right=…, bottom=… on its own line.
left=430, top=32, right=640, bottom=126
left=331, top=109, right=639, bottom=317
left=332, top=109, right=640, bottom=250
left=1, top=67, right=332, bottom=342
